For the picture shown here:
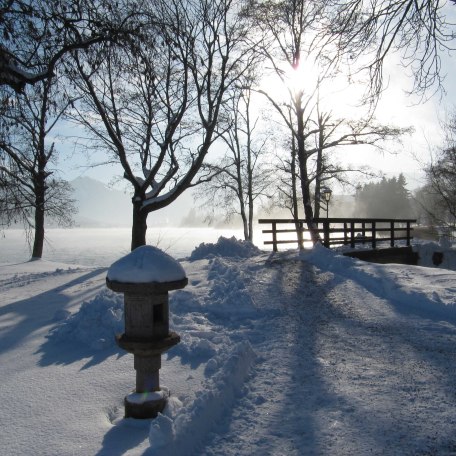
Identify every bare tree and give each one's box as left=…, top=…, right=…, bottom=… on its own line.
left=330, top=0, right=456, bottom=98
left=0, top=0, right=142, bottom=93
left=196, top=80, right=275, bottom=241
left=273, top=100, right=406, bottom=235
left=0, top=75, right=76, bottom=258
left=271, top=106, right=306, bottom=246
left=420, top=112, right=456, bottom=231
left=309, top=107, right=410, bottom=218
left=67, top=0, right=252, bottom=250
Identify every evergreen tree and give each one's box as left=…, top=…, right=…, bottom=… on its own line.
left=355, top=174, right=413, bottom=218
left=420, top=112, right=456, bottom=230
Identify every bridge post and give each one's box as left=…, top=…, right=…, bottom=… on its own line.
left=297, top=220, right=304, bottom=250
left=350, top=222, right=355, bottom=248
left=272, top=222, right=278, bottom=252
left=372, top=222, right=377, bottom=249
left=323, top=220, right=330, bottom=248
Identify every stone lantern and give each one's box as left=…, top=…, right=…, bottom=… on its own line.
left=106, top=245, right=187, bottom=419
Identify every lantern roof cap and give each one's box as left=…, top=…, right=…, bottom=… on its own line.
left=106, top=245, right=187, bottom=288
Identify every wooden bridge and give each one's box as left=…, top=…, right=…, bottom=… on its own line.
left=258, top=218, right=417, bottom=252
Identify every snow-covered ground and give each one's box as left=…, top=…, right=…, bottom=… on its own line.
left=1, top=238, right=456, bottom=455
left=0, top=227, right=247, bottom=266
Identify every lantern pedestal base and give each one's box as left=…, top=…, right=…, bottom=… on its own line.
left=124, top=388, right=169, bottom=419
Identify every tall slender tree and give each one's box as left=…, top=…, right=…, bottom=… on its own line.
left=196, top=78, right=274, bottom=241
left=248, top=0, right=408, bottom=243
left=0, top=75, right=75, bottom=258
left=248, top=0, right=335, bottom=243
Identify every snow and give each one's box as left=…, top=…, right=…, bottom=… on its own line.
left=48, top=288, right=124, bottom=350
left=189, top=236, right=262, bottom=260
left=128, top=390, right=168, bottom=405
left=1, top=237, right=456, bottom=455
left=413, top=240, right=456, bottom=270
left=107, top=245, right=186, bottom=283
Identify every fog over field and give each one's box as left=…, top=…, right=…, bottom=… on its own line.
left=69, top=174, right=422, bottom=230
left=70, top=177, right=197, bottom=228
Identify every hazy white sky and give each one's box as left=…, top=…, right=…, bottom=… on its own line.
left=349, top=52, right=456, bottom=188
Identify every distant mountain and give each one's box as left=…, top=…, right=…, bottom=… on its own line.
left=71, top=177, right=132, bottom=227
left=70, top=176, right=197, bottom=227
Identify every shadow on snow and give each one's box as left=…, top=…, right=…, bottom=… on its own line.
left=0, top=266, right=126, bottom=368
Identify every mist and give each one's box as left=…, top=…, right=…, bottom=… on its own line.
left=70, top=177, right=201, bottom=228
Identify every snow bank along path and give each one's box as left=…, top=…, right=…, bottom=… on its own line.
left=1, top=239, right=456, bottom=455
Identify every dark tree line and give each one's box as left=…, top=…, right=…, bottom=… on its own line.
left=355, top=173, right=414, bottom=219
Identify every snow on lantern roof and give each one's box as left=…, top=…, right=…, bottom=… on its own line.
left=107, top=245, right=187, bottom=286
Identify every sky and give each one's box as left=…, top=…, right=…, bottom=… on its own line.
left=348, top=52, right=456, bottom=188
left=58, top=82, right=450, bottom=194
left=1, top=237, right=456, bottom=455
left=55, top=8, right=456, bottom=195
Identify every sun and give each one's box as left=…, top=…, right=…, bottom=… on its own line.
left=257, top=52, right=373, bottom=124
left=259, top=58, right=322, bottom=104
left=284, top=60, right=322, bottom=96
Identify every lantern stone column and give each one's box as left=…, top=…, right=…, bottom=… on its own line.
left=106, top=245, right=187, bottom=419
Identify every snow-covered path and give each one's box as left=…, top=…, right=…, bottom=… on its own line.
left=199, top=258, right=334, bottom=455
left=200, top=254, right=456, bottom=455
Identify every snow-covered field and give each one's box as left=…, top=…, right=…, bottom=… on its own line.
left=1, top=237, right=456, bottom=455
left=0, top=227, right=247, bottom=266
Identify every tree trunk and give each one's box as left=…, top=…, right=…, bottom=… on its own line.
left=247, top=146, right=254, bottom=243
left=295, top=99, right=320, bottom=245
left=299, top=157, right=320, bottom=245
left=31, top=177, right=45, bottom=259
left=290, top=133, right=303, bottom=249
left=131, top=200, right=148, bottom=251
left=32, top=78, right=51, bottom=260
left=246, top=92, right=254, bottom=243
left=240, top=204, right=249, bottom=242
left=314, top=159, right=321, bottom=220
left=235, top=138, right=249, bottom=241
left=247, top=195, right=253, bottom=242
left=314, top=112, right=325, bottom=219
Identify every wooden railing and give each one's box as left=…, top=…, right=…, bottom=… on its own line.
left=258, top=218, right=417, bottom=252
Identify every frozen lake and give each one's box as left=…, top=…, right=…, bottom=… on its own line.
left=0, top=227, right=254, bottom=266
